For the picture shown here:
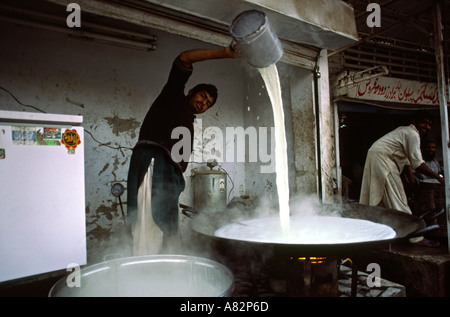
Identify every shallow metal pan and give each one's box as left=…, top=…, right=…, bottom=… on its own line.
left=188, top=203, right=437, bottom=256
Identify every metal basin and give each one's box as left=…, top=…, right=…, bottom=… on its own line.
left=189, top=203, right=434, bottom=256
left=49, top=255, right=234, bottom=297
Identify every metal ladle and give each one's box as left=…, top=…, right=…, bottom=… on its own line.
left=111, top=183, right=126, bottom=225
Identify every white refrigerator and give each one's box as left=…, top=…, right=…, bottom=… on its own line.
left=0, top=110, right=86, bottom=283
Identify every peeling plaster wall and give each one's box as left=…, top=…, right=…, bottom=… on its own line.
left=0, top=22, right=245, bottom=264
left=290, top=68, right=318, bottom=195
left=1, top=19, right=320, bottom=266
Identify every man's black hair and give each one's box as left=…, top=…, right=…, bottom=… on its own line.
left=190, top=83, right=218, bottom=106
left=412, top=111, right=434, bottom=123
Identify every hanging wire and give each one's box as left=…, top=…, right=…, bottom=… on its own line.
left=0, top=86, right=46, bottom=113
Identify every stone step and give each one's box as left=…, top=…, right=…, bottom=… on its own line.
left=357, top=242, right=450, bottom=297
left=338, top=265, right=406, bottom=297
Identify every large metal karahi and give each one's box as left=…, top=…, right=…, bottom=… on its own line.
left=188, top=203, right=436, bottom=256
left=187, top=203, right=437, bottom=296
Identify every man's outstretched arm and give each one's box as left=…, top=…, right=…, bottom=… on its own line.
left=179, top=45, right=239, bottom=68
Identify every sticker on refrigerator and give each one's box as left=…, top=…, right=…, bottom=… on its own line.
left=36, top=127, right=61, bottom=146
left=12, top=126, right=36, bottom=145
left=61, top=129, right=81, bottom=154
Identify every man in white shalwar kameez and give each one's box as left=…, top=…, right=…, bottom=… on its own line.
left=359, top=114, right=444, bottom=247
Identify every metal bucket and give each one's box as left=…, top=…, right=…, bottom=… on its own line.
left=49, top=255, right=234, bottom=297
left=230, top=10, right=283, bottom=68
left=193, top=169, right=227, bottom=212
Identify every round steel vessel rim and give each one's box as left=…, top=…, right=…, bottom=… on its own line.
left=48, top=254, right=234, bottom=297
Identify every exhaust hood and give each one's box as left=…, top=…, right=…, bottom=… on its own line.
left=41, top=0, right=358, bottom=67
left=140, top=0, right=359, bottom=51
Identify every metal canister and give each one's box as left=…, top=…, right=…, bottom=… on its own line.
left=193, top=169, right=227, bottom=212
left=230, top=10, right=283, bottom=68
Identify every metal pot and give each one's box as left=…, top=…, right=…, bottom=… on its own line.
left=49, top=255, right=234, bottom=297
left=187, top=203, right=439, bottom=256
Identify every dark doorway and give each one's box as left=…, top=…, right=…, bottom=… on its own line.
left=337, top=101, right=441, bottom=201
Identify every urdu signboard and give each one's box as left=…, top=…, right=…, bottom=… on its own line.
left=339, top=76, right=445, bottom=106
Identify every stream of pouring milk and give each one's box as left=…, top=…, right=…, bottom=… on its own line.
left=258, top=65, right=290, bottom=235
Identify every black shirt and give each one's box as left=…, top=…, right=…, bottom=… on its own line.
left=135, top=56, right=195, bottom=172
